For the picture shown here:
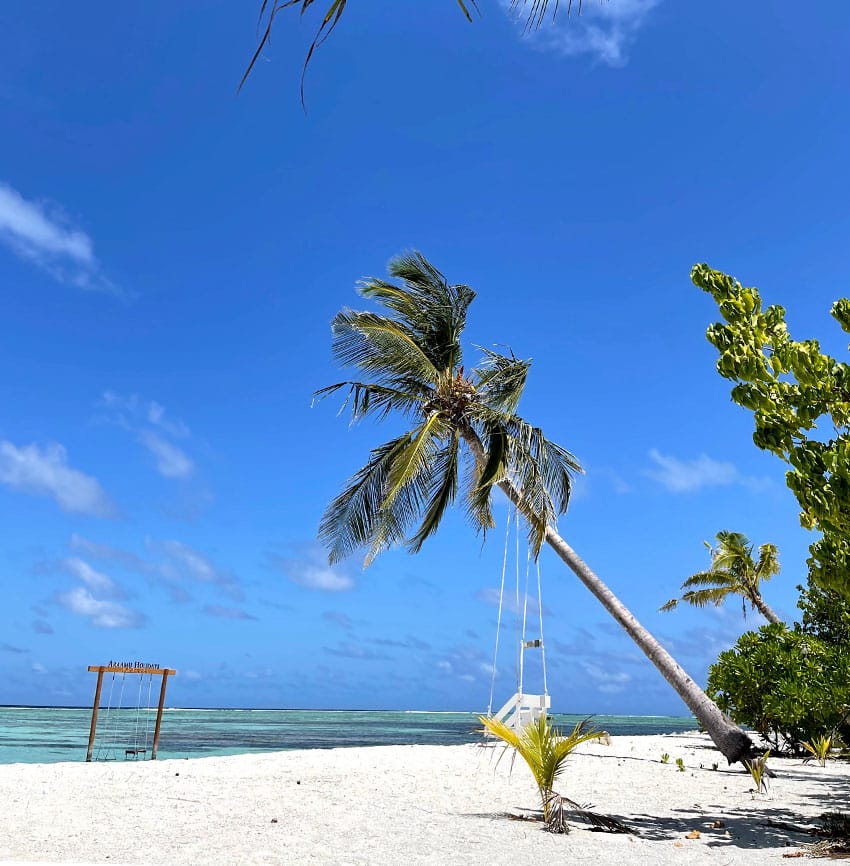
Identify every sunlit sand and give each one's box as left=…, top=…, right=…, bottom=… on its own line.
left=0, top=732, right=842, bottom=865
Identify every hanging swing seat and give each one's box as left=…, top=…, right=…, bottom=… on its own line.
left=488, top=690, right=551, bottom=734
left=124, top=747, right=147, bottom=759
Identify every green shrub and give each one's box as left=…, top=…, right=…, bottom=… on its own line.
left=707, top=582, right=850, bottom=755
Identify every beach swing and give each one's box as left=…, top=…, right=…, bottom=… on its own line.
left=485, top=505, right=550, bottom=735
left=86, top=663, right=175, bottom=762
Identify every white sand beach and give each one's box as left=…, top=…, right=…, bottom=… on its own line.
left=0, top=732, right=845, bottom=865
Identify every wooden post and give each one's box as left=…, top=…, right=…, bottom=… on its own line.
left=151, top=670, right=171, bottom=760
left=86, top=668, right=105, bottom=762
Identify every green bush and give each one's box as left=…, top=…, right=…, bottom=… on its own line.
left=707, top=582, right=850, bottom=755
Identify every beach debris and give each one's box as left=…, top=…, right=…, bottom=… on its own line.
left=271, top=818, right=278, bottom=824
left=802, top=812, right=850, bottom=858
left=782, top=853, right=805, bottom=859
left=686, top=830, right=701, bottom=839
left=550, top=794, right=633, bottom=835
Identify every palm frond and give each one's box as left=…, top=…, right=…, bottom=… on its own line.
left=679, top=571, right=738, bottom=591
left=241, top=1, right=591, bottom=108
left=480, top=715, right=603, bottom=812
left=463, top=443, right=496, bottom=535
left=318, top=433, right=410, bottom=564
left=475, top=348, right=531, bottom=415
left=498, top=415, right=581, bottom=554
left=408, top=432, right=460, bottom=553
left=314, top=381, right=426, bottom=423
left=755, top=543, right=780, bottom=581
left=330, top=309, right=440, bottom=386
left=377, top=251, right=475, bottom=373
left=659, top=598, right=679, bottom=612
left=383, top=414, right=445, bottom=509
left=678, top=588, right=734, bottom=608
left=239, top=0, right=349, bottom=108
left=512, top=0, right=584, bottom=31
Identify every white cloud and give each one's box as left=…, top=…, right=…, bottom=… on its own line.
left=157, top=539, right=242, bottom=599
left=271, top=547, right=355, bottom=592
left=581, top=661, right=632, bottom=694
left=290, top=563, right=354, bottom=592
left=202, top=604, right=257, bottom=621
left=644, top=449, right=771, bottom=494
left=63, top=557, right=120, bottom=596
left=100, top=392, right=195, bottom=480
left=476, top=586, right=544, bottom=616
left=0, top=181, right=118, bottom=293
left=645, top=449, right=737, bottom=492
left=505, top=0, right=660, bottom=66
left=139, top=431, right=194, bottom=479
left=0, top=440, right=116, bottom=517
left=101, top=392, right=190, bottom=439
left=70, top=533, right=149, bottom=572
left=57, top=586, right=143, bottom=628
left=32, top=662, right=48, bottom=674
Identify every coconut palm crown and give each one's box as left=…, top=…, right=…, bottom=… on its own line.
left=316, top=251, right=581, bottom=565
left=661, top=531, right=782, bottom=624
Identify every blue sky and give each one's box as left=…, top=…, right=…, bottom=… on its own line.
left=1, top=1, right=849, bottom=713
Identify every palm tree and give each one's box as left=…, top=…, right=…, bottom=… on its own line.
left=661, top=531, right=783, bottom=625
left=479, top=715, right=626, bottom=833
left=316, top=250, right=756, bottom=764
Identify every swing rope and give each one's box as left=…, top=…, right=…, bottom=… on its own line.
left=487, top=505, right=513, bottom=716
left=95, top=673, right=117, bottom=761
left=513, top=506, right=521, bottom=694
left=141, top=674, right=155, bottom=754
left=131, top=674, right=146, bottom=755
left=519, top=541, right=532, bottom=696
left=537, top=556, right=548, bottom=698
left=98, top=672, right=127, bottom=761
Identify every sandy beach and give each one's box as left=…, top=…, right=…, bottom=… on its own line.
left=0, top=732, right=845, bottom=865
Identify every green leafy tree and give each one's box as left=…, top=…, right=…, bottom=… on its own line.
left=693, top=264, right=850, bottom=600
left=661, top=530, right=782, bottom=624
left=707, top=580, right=850, bottom=754
left=318, top=250, right=756, bottom=764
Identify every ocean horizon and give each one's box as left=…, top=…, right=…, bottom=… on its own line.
left=0, top=706, right=697, bottom=765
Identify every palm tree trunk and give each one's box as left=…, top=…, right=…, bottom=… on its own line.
left=462, top=429, right=755, bottom=763
left=537, top=524, right=754, bottom=764
left=751, top=594, right=782, bottom=625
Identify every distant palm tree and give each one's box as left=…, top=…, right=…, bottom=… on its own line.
left=661, top=531, right=782, bottom=625
left=241, top=0, right=593, bottom=102
left=316, top=251, right=756, bottom=764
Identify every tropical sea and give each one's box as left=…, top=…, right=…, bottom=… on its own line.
left=0, top=707, right=697, bottom=765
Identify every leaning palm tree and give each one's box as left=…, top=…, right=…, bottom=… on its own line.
left=316, top=251, right=756, bottom=764
left=661, top=531, right=782, bottom=624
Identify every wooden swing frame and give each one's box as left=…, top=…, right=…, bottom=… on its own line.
left=86, top=664, right=176, bottom=762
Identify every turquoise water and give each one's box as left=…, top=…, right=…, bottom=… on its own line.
left=0, top=707, right=697, bottom=765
